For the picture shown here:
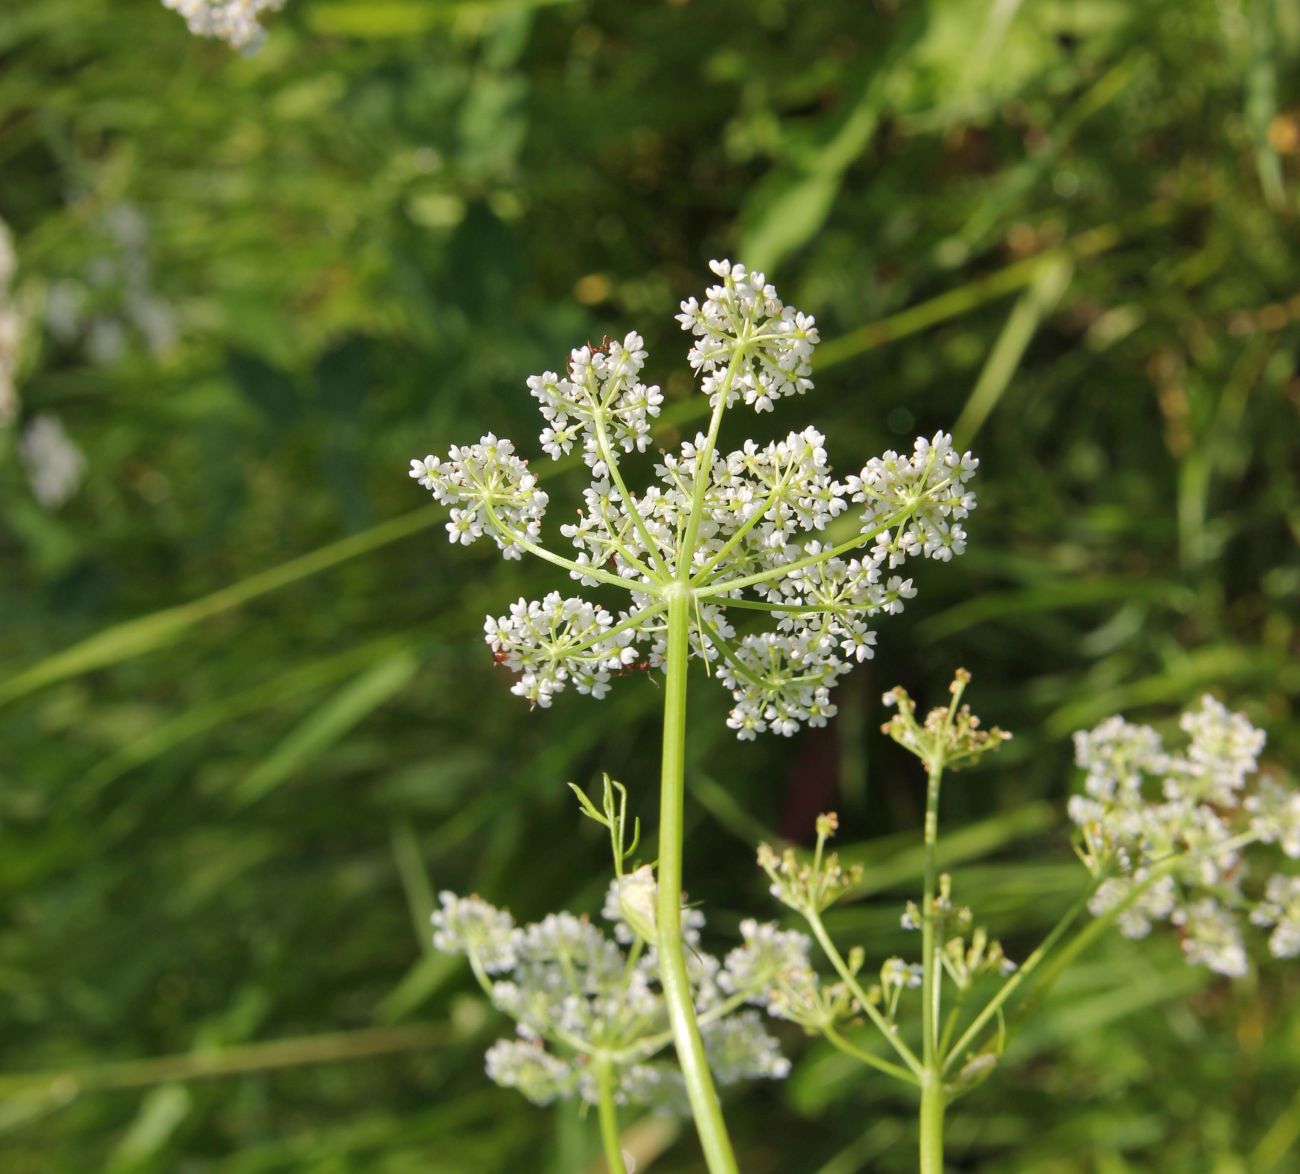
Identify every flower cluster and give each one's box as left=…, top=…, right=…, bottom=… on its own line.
left=719, top=918, right=853, bottom=1033
left=1068, top=696, right=1297, bottom=974
left=881, top=669, right=1011, bottom=771
left=162, top=0, right=286, bottom=52
left=484, top=594, right=639, bottom=707
left=1251, top=875, right=1300, bottom=959
left=758, top=812, right=864, bottom=916
left=408, top=262, right=979, bottom=738
left=676, top=259, right=817, bottom=412
left=432, top=874, right=801, bottom=1113
left=528, top=332, right=663, bottom=466
left=411, top=435, right=549, bottom=559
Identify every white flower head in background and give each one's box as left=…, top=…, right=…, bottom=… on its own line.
left=162, top=0, right=287, bottom=53
left=21, top=415, right=86, bottom=509
left=1069, top=695, right=1299, bottom=973
left=43, top=204, right=178, bottom=366
left=431, top=884, right=800, bottom=1113
left=410, top=261, right=979, bottom=739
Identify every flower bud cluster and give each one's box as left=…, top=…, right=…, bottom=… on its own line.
left=1068, top=695, right=1297, bottom=974
left=432, top=878, right=800, bottom=1113
left=409, top=262, right=978, bottom=738
left=161, top=0, right=285, bottom=52
left=881, top=670, right=1011, bottom=771
left=897, top=877, right=1014, bottom=1003
left=757, top=839, right=863, bottom=916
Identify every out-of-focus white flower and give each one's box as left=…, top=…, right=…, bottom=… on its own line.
left=1247, top=777, right=1300, bottom=859
left=1173, top=898, right=1248, bottom=978
left=701, top=1010, right=790, bottom=1082
left=431, top=884, right=797, bottom=1112
left=1069, top=697, right=1298, bottom=977
left=430, top=891, right=518, bottom=973
left=719, top=918, right=815, bottom=1008
left=162, top=0, right=286, bottom=53
left=20, top=415, right=86, bottom=508
left=1251, top=874, right=1300, bottom=959
left=484, top=1039, right=575, bottom=1105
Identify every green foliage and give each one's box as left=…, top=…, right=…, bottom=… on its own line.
left=1, top=0, right=1298, bottom=1170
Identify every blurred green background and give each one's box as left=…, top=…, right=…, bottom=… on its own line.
left=2, top=0, right=1298, bottom=1170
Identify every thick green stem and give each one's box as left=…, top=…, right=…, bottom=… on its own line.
left=919, top=1072, right=946, bottom=1174
left=594, top=1056, right=628, bottom=1174
left=921, top=761, right=944, bottom=1072
left=656, top=590, right=738, bottom=1174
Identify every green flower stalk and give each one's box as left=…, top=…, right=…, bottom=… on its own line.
left=409, top=261, right=979, bottom=1170
left=746, top=675, right=1296, bottom=1173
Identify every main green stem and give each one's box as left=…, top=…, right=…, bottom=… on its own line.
left=594, top=1056, right=628, bottom=1174
left=920, top=757, right=946, bottom=1172
left=919, top=1073, right=946, bottom=1174
left=656, top=590, right=738, bottom=1174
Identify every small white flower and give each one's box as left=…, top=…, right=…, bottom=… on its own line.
left=1251, top=874, right=1300, bottom=959
left=719, top=919, right=815, bottom=1009
left=431, top=891, right=518, bottom=973
left=1246, top=777, right=1300, bottom=859
left=701, top=1010, right=791, bottom=1082
left=1174, top=898, right=1248, bottom=978
left=484, top=1039, right=575, bottom=1105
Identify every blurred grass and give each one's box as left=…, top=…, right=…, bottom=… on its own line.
left=1, top=0, right=1298, bottom=1171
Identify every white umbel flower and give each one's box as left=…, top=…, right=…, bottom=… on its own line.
left=410, top=433, right=548, bottom=559
left=409, top=262, right=979, bottom=738
left=162, top=0, right=286, bottom=52
left=431, top=891, right=518, bottom=973
left=1251, top=875, right=1300, bottom=959
left=676, top=259, right=818, bottom=412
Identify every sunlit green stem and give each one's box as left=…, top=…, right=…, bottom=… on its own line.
left=592, top=412, right=671, bottom=580
left=919, top=1071, right=946, bottom=1174
left=805, top=910, right=924, bottom=1077
left=919, top=750, right=946, bottom=1173
left=921, top=759, right=944, bottom=1071
left=822, top=1022, right=920, bottom=1086
left=594, top=1055, right=628, bottom=1174
left=941, top=887, right=1092, bottom=1077
left=656, top=589, right=738, bottom=1174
